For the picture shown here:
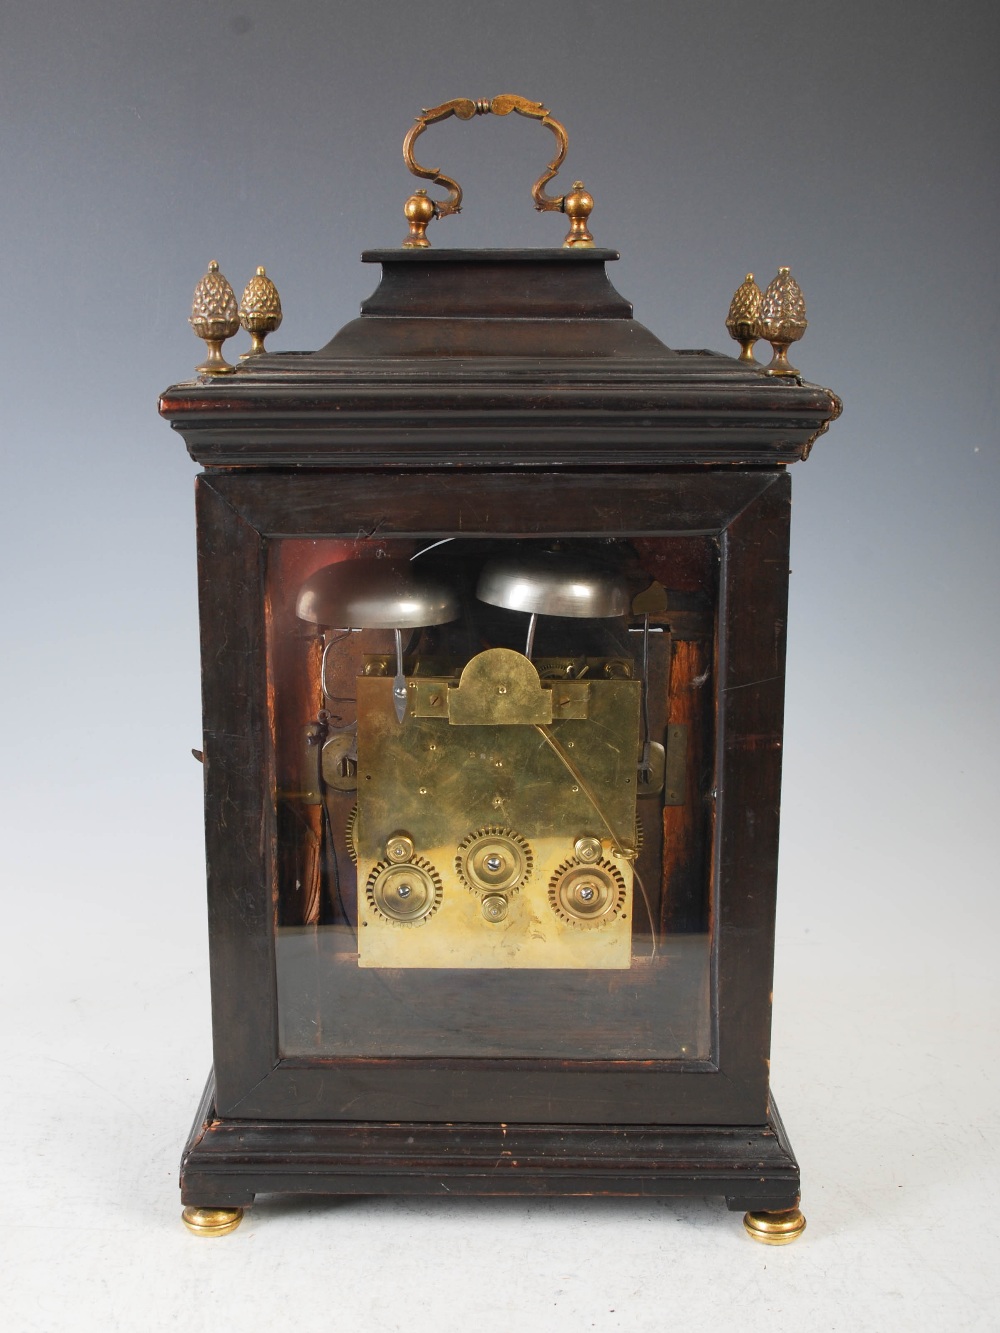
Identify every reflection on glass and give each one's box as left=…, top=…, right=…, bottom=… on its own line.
left=269, top=537, right=716, bottom=1060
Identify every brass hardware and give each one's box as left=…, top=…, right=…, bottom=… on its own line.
left=386, top=833, right=415, bottom=863
left=743, top=1207, right=807, bottom=1245
left=238, top=266, right=282, bottom=357
left=403, top=189, right=437, bottom=248
left=354, top=670, right=639, bottom=969
left=632, top=581, right=669, bottom=616
left=456, top=826, right=533, bottom=895
left=636, top=739, right=665, bottom=798
left=535, top=723, right=635, bottom=859
left=663, top=725, right=688, bottom=805
left=481, top=893, right=509, bottom=923
left=760, top=267, right=807, bottom=377
left=401, top=95, right=594, bottom=249
left=189, top=261, right=239, bottom=375
left=574, top=835, right=603, bottom=863
left=321, top=730, right=359, bottom=791
left=301, top=721, right=324, bottom=804
left=548, top=858, right=627, bottom=926
left=366, top=857, right=442, bottom=924
left=448, top=649, right=554, bottom=726
left=562, top=181, right=595, bottom=248
left=346, top=804, right=360, bottom=864
left=726, top=273, right=763, bottom=363
left=181, top=1206, right=244, bottom=1237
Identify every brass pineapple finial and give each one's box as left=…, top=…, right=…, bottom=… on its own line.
left=726, top=273, right=763, bottom=363
left=189, top=260, right=239, bottom=375
left=759, top=267, right=807, bottom=377
left=239, top=266, right=282, bottom=357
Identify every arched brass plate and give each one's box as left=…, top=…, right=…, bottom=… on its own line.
left=401, top=95, right=593, bottom=248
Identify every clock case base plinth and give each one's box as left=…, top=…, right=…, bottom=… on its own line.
left=180, top=1072, right=801, bottom=1217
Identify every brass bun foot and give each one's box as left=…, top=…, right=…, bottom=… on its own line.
left=182, top=1205, right=244, bottom=1237
left=743, top=1207, right=806, bottom=1245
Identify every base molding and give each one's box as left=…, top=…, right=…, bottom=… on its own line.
left=181, top=1072, right=800, bottom=1214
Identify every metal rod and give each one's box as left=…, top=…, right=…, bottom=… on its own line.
left=392, top=627, right=408, bottom=723
left=524, top=611, right=538, bottom=660
left=639, top=612, right=652, bottom=779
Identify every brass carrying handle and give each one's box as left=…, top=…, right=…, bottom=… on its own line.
left=401, top=95, right=594, bottom=249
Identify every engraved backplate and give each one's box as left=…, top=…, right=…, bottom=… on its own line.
left=355, top=649, right=641, bottom=969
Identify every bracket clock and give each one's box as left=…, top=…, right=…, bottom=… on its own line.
left=160, top=96, right=841, bottom=1243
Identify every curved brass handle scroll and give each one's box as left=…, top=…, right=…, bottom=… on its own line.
left=401, top=95, right=594, bottom=249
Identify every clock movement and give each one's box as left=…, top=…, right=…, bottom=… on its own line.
left=160, top=96, right=841, bottom=1243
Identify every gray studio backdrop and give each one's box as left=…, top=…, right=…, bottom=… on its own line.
left=2, top=3, right=997, bottom=990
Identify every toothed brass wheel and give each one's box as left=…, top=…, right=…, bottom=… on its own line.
left=366, top=856, right=442, bottom=924
left=455, top=826, right=533, bottom=895
left=548, top=858, right=626, bottom=927
left=346, top=804, right=360, bottom=864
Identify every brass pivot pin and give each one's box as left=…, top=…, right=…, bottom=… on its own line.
left=239, top=266, right=282, bottom=357
left=400, top=95, right=595, bottom=249
left=189, top=261, right=239, bottom=375
left=760, top=267, right=807, bottom=376
left=726, top=273, right=763, bottom=363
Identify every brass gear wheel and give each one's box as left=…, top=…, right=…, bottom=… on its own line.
left=346, top=804, right=359, bottom=865
left=547, top=857, right=627, bottom=928
left=365, top=856, right=442, bottom=925
left=455, top=826, right=533, bottom=896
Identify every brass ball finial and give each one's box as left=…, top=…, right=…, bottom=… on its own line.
left=239, top=266, right=283, bottom=358
left=562, top=181, right=595, bottom=248
left=402, top=190, right=436, bottom=248
left=189, top=260, right=239, bottom=375
left=726, top=273, right=763, bottom=363
left=759, top=266, right=808, bottom=377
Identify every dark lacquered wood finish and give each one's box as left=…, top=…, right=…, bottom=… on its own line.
left=160, top=251, right=838, bottom=470
left=162, top=249, right=837, bottom=1214
left=193, top=467, right=789, bottom=1125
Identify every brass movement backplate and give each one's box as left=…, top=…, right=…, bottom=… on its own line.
left=354, top=652, right=641, bottom=970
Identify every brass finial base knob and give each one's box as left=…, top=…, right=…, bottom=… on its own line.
left=562, top=181, right=595, bottom=248
left=726, top=273, right=763, bottom=363
left=189, top=260, right=240, bottom=376
left=743, top=1207, right=807, bottom=1245
left=239, top=266, right=282, bottom=357
left=181, top=1206, right=244, bottom=1237
left=760, top=267, right=807, bottom=377
left=403, top=190, right=436, bottom=248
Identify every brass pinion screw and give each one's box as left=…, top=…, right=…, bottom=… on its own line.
left=189, top=260, right=239, bottom=375
left=726, top=273, right=762, bottom=363
left=239, top=266, right=283, bottom=357
left=759, top=267, right=808, bottom=377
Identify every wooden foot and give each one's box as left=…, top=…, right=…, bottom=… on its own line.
left=181, top=1205, right=244, bottom=1237
left=743, top=1206, right=806, bottom=1245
